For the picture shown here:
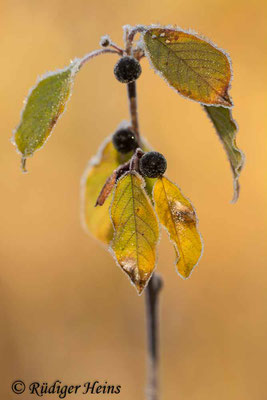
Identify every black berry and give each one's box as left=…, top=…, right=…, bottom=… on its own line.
left=112, top=128, right=137, bottom=154
left=139, top=151, right=167, bottom=178
left=114, top=56, right=142, bottom=84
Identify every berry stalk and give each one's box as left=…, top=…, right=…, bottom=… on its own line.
left=127, top=81, right=140, bottom=145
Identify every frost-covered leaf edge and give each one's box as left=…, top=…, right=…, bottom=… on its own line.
left=11, top=58, right=82, bottom=166
left=140, top=24, right=233, bottom=109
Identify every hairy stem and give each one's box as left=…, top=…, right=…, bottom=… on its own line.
left=109, top=42, right=124, bottom=55
left=125, top=26, right=146, bottom=55
left=127, top=81, right=140, bottom=144
left=79, top=48, right=120, bottom=69
left=145, top=273, right=163, bottom=400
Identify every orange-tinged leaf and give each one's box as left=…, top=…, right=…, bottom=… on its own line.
left=81, top=137, right=131, bottom=244
left=153, top=177, right=202, bottom=278
left=110, top=172, right=159, bottom=294
left=143, top=27, right=232, bottom=107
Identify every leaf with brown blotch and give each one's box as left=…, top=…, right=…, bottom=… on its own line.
left=143, top=27, right=232, bottom=107
left=204, top=105, right=245, bottom=203
left=153, top=176, right=202, bottom=279
left=110, top=172, right=160, bottom=294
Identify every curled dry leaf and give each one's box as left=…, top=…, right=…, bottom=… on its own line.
left=81, top=138, right=131, bottom=244
left=110, top=172, right=159, bottom=294
left=153, top=176, right=202, bottom=278
left=95, top=171, right=117, bottom=207
left=13, top=60, right=81, bottom=171
left=204, top=105, right=245, bottom=203
left=143, top=27, right=232, bottom=107
left=95, top=158, right=134, bottom=206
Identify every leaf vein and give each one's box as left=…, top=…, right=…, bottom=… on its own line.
left=151, top=36, right=229, bottom=103
left=135, top=214, right=157, bottom=238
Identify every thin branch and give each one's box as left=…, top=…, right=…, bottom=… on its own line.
left=126, top=26, right=146, bottom=55
left=127, top=81, right=140, bottom=144
left=145, top=273, right=163, bottom=400
left=133, top=48, right=146, bottom=61
left=79, top=48, right=120, bottom=69
left=109, top=42, right=124, bottom=55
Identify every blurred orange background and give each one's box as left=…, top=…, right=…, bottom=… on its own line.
left=0, top=0, right=266, bottom=399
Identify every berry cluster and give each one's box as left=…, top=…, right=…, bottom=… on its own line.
left=112, top=129, right=167, bottom=178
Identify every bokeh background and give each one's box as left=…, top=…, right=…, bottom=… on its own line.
left=1, top=0, right=266, bottom=399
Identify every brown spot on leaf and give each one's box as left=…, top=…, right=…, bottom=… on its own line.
left=121, top=257, right=151, bottom=294
left=50, top=114, right=59, bottom=129
left=171, top=201, right=196, bottom=223
left=121, top=257, right=140, bottom=282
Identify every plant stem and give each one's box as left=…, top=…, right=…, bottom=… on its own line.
left=110, top=42, right=124, bottom=55
left=125, top=62, right=163, bottom=400
left=145, top=273, right=163, bottom=400
left=125, top=25, right=146, bottom=54
left=79, top=48, right=120, bottom=69
left=127, top=81, right=140, bottom=144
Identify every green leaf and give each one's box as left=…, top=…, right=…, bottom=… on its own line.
left=204, top=106, right=245, bottom=202
left=153, top=176, right=202, bottom=279
left=13, top=59, right=81, bottom=171
left=110, top=172, right=160, bottom=294
left=143, top=27, right=232, bottom=107
left=81, top=137, right=132, bottom=244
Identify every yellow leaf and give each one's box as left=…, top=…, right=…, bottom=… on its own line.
left=81, top=138, right=131, bottom=244
left=110, top=172, right=159, bottom=294
left=153, top=177, right=202, bottom=278
left=143, top=27, right=232, bottom=107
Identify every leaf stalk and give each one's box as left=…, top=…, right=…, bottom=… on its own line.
left=79, top=48, right=120, bottom=69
